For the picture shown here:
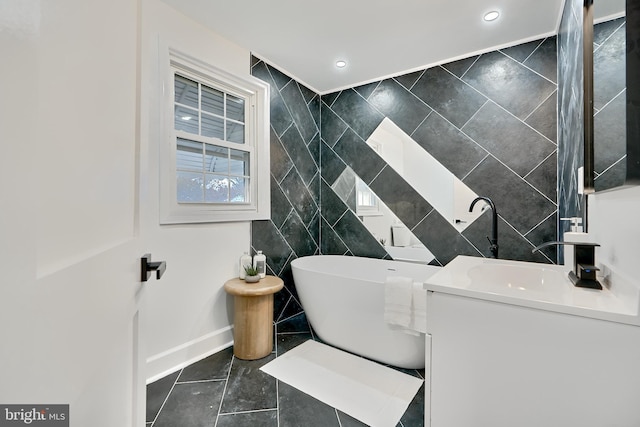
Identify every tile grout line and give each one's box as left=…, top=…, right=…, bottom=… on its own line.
left=596, top=155, right=626, bottom=180
left=217, top=408, right=279, bottom=417
left=441, top=59, right=557, bottom=146
left=149, top=368, right=183, bottom=427
left=335, top=408, right=343, bottom=426
left=276, top=372, right=281, bottom=427
left=459, top=55, right=482, bottom=80
left=594, top=87, right=625, bottom=117
left=523, top=149, right=557, bottom=181
left=213, top=355, right=235, bottom=427
left=175, top=378, right=226, bottom=385
left=511, top=38, right=545, bottom=65
left=593, top=20, right=626, bottom=55
left=274, top=321, right=281, bottom=427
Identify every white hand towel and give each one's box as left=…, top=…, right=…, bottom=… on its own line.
left=410, top=282, right=428, bottom=334
left=384, top=276, right=413, bottom=327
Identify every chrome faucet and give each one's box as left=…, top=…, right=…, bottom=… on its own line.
left=532, top=241, right=602, bottom=290
left=469, top=196, right=498, bottom=259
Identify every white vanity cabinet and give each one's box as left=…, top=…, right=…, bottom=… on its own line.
left=424, top=257, right=640, bottom=427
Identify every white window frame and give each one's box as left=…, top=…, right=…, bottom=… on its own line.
left=160, top=48, right=270, bottom=224
left=356, top=140, right=382, bottom=216
left=355, top=177, right=382, bottom=216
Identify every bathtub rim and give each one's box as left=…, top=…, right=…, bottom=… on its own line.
left=291, top=254, right=440, bottom=284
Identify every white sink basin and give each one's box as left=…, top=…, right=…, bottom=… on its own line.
left=467, top=263, right=569, bottom=297
left=424, top=255, right=640, bottom=326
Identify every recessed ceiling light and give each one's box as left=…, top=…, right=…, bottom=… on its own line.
left=335, top=60, right=347, bottom=68
left=484, top=11, right=500, bottom=21
left=181, top=116, right=192, bottom=121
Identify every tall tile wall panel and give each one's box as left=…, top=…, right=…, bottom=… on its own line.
left=558, top=5, right=626, bottom=257
left=321, top=37, right=559, bottom=265
left=251, top=59, right=320, bottom=326
left=593, top=18, right=626, bottom=190
left=558, top=0, right=585, bottom=235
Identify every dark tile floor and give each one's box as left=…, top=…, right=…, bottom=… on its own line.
left=146, top=318, right=425, bottom=427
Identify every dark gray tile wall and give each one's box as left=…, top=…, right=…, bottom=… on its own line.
left=593, top=17, right=626, bottom=190
left=321, top=40, right=558, bottom=265
left=557, top=0, right=584, bottom=258
left=249, top=17, right=631, bottom=339
left=250, top=59, right=320, bottom=325
left=628, top=2, right=640, bottom=183
left=252, top=36, right=561, bottom=323
left=558, top=2, right=626, bottom=247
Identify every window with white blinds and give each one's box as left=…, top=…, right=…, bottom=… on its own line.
left=160, top=50, right=270, bottom=224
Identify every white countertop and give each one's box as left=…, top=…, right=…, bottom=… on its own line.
left=424, top=255, right=640, bottom=326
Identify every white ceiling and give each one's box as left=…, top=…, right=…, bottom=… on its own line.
left=162, top=0, right=625, bottom=94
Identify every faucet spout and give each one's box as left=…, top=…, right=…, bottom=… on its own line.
left=532, top=241, right=602, bottom=290
left=469, top=196, right=498, bottom=259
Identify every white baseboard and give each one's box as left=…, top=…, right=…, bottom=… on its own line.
left=146, top=326, right=234, bottom=384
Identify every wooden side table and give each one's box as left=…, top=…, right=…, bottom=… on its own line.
left=224, top=275, right=284, bottom=360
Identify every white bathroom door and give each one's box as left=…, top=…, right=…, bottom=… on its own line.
left=0, top=1, right=147, bottom=426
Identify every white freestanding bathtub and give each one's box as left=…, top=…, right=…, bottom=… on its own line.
left=291, top=255, right=441, bottom=369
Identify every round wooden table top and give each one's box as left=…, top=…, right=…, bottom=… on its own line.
left=224, top=275, right=284, bottom=297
